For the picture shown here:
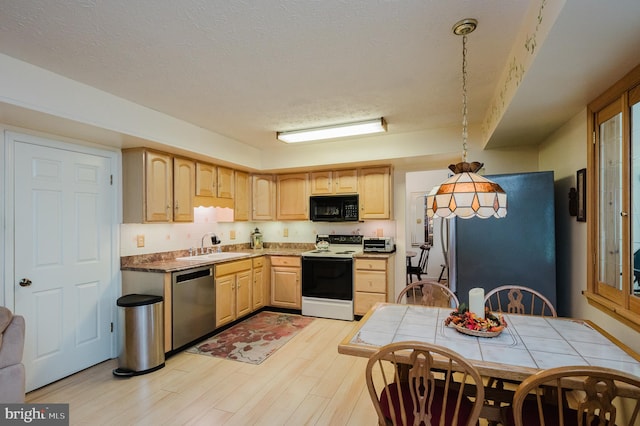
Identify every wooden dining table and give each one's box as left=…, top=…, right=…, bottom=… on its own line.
left=338, top=302, right=640, bottom=420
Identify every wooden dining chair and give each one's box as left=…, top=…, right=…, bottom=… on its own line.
left=483, top=284, right=557, bottom=420
left=484, top=285, right=557, bottom=317
left=406, top=244, right=431, bottom=284
left=396, top=280, right=459, bottom=309
left=507, top=365, right=640, bottom=426
left=365, top=341, right=485, bottom=426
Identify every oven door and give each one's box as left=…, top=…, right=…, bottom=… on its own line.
left=302, top=257, right=353, bottom=300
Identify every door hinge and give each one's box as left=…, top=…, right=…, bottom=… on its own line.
left=110, top=322, right=114, bottom=333
left=592, top=131, right=596, bottom=145
left=110, top=174, right=113, bottom=185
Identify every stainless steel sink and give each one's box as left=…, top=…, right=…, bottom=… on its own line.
left=175, top=252, right=250, bottom=262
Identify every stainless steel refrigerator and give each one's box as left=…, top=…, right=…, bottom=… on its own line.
left=446, top=171, right=557, bottom=307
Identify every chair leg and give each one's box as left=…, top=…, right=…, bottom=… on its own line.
left=438, top=265, right=446, bottom=282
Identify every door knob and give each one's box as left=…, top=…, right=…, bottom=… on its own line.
left=19, top=278, right=32, bottom=287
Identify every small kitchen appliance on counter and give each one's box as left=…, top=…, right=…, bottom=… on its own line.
left=362, top=237, right=395, bottom=253
left=301, top=234, right=363, bottom=320
left=250, top=227, right=263, bottom=249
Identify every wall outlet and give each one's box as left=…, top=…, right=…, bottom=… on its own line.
left=376, top=228, right=384, bottom=237
left=136, top=234, right=145, bottom=247
left=230, top=230, right=236, bottom=240
left=283, top=228, right=289, bottom=237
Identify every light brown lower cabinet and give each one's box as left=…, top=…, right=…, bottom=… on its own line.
left=215, top=259, right=252, bottom=327
left=354, top=256, right=395, bottom=315
left=270, top=256, right=301, bottom=309
left=252, top=256, right=265, bottom=310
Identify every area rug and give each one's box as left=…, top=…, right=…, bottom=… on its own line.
left=186, top=311, right=314, bottom=364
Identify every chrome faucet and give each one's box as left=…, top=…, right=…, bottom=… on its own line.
left=201, top=232, right=220, bottom=253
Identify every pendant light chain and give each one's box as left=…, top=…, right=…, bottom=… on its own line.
left=426, top=18, right=507, bottom=220
left=461, top=33, right=468, bottom=163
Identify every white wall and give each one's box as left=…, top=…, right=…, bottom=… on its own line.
left=539, top=108, right=640, bottom=354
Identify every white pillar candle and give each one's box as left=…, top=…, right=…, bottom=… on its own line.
left=469, top=288, right=485, bottom=318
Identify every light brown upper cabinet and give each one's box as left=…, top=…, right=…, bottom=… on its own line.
left=277, top=173, right=309, bottom=220
left=173, top=157, right=196, bottom=222
left=310, top=169, right=358, bottom=195
left=252, top=174, right=276, bottom=221
left=195, top=162, right=216, bottom=197
left=123, top=148, right=192, bottom=223
left=358, top=166, right=392, bottom=220
left=217, top=166, right=234, bottom=199
left=234, top=170, right=250, bottom=221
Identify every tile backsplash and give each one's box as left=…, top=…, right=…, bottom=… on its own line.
left=120, top=206, right=396, bottom=256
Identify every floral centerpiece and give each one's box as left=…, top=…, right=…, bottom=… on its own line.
left=444, top=303, right=507, bottom=337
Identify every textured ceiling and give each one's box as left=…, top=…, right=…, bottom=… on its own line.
left=0, top=0, right=639, bottom=163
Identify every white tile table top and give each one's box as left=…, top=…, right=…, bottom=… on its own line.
left=348, top=304, right=640, bottom=378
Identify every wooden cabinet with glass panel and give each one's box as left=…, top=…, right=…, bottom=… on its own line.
left=587, top=62, right=640, bottom=328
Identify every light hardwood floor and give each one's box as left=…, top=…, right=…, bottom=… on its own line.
left=26, top=316, right=380, bottom=425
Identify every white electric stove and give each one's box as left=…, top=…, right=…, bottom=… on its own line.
left=301, top=234, right=363, bottom=321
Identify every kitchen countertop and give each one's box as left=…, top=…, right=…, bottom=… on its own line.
left=121, top=247, right=396, bottom=273
left=121, top=247, right=307, bottom=273
left=356, top=251, right=397, bottom=259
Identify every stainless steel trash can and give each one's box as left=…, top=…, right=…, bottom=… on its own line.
left=113, top=294, right=165, bottom=377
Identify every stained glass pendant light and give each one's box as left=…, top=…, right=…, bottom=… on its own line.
left=426, top=18, right=507, bottom=219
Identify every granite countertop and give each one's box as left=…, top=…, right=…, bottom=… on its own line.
left=121, top=245, right=396, bottom=273
left=355, top=251, right=397, bottom=259
left=121, top=246, right=309, bottom=273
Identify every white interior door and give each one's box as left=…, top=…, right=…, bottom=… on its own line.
left=12, top=133, right=116, bottom=391
left=409, top=192, right=426, bottom=247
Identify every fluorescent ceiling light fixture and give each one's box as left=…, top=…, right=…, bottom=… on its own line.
left=277, top=118, right=387, bottom=143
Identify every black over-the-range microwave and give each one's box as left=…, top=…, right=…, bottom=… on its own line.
left=309, top=194, right=359, bottom=222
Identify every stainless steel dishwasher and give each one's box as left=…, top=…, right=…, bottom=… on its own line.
left=172, top=266, right=215, bottom=350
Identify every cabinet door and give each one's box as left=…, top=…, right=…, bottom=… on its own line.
left=334, top=169, right=358, bottom=193
left=354, top=292, right=387, bottom=315
left=235, top=270, right=252, bottom=318
left=234, top=170, right=250, bottom=221
left=145, top=151, right=173, bottom=222
left=271, top=267, right=300, bottom=308
left=215, top=274, right=235, bottom=327
left=174, top=157, right=195, bottom=222
left=359, top=166, right=391, bottom=219
left=277, top=173, right=309, bottom=220
left=217, top=166, right=235, bottom=199
left=310, top=171, right=333, bottom=195
left=252, top=174, right=275, bottom=220
left=195, top=162, right=216, bottom=197
left=252, top=264, right=264, bottom=310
